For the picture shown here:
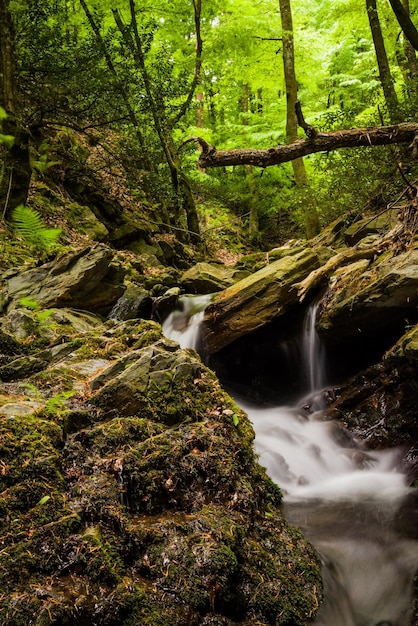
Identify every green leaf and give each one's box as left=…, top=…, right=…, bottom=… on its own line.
left=38, top=495, right=51, bottom=505
left=232, top=413, right=239, bottom=426
left=0, top=106, right=7, bottom=121
left=0, top=133, right=15, bottom=148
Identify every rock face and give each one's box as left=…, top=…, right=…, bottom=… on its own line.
left=202, top=248, right=321, bottom=354
left=0, top=292, right=322, bottom=625
left=343, top=210, right=399, bottom=246
left=180, top=261, right=248, bottom=294
left=0, top=245, right=126, bottom=316
left=319, top=247, right=418, bottom=342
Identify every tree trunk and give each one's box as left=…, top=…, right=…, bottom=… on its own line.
left=129, top=1, right=201, bottom=242
left=194, top=122, right=418, bottom=168
left=240, top=84, right=260, bottom=243
left=246, top=166, right=260, bottom=244
left=402, top=0, right=418, bottom=90
left=196, top=91, right=204, bottom=128
left=366, top=0, right=401, bottom=123
left=80, top=0, right=152, bottom=173
left=388, top=0, right=418, bottom=51
left=279, top=0, right=319, bottom=238
left=0, top=0, right=31, bottom=220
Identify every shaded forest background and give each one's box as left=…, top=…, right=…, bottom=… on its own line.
left=1, top=0, right=418, bottom=256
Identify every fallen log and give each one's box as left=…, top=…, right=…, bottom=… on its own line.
left=194, top=123, right=418, bottom=169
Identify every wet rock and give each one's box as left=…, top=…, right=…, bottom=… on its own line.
left=108, top=284, right=153, bottom=321
left=152, top=286, right=181, bottom=323
left=203, top=248, right=321, bottom=354
left=1, top=244, right=126, bottom=316
left=319, top=247, right=418, bottom=343
left=325, top=358, right=418, bottom=459
left=180, top=261, right=238, bottom=294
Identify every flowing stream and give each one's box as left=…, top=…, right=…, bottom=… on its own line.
left=163, top=295, right=418, bottom=626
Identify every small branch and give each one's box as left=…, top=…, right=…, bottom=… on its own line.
left=295, top=101, right=318, bottom=138
left=253, top=36, right=282, bottom=41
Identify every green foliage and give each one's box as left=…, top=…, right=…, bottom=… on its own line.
left=0, top=133, right=14, bottom=148
left=19, top=297, right=40, bottom=311
left=11, top=205, right=61, bottom=252
left=41, top=391, right=75, bottom=419
left=4, top=0, right=416, bottom=248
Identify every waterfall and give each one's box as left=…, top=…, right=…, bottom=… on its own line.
left=302, top=299, right=326, bottom=393
left=162, top=293, right=213, bottom=351
left=163, top=296, right=418, bottom=626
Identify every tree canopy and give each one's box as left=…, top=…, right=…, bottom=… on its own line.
left=1, top=0, right=417, bottom=243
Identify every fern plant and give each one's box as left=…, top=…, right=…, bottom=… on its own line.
left=12, top=205, right=62, bottom=252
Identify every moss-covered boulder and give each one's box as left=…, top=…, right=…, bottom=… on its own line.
left=180, top=261, right=242, bottom=294
left=0, top=312, right=322, bottom=626
left=0, top=244, right=126, bottom=316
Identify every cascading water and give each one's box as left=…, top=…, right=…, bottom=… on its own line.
left=162, top=293, right=213, bottom=351
left=163, top=295, right=418, bottom=626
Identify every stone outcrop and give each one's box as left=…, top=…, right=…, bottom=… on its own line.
left=343, top=210, right=399, bottom=246
left=180, top=261, right=248, bottom=294
left=202, top=248, right=321, bottom=354
left=0, top=245, right=126, bottom=316
left=0, top=294, right=322, bottom=626
left=318, top=246, right=418, bottom=342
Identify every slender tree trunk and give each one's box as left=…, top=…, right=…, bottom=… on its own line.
left=196, top=91, right=204, bottom=128
left=126, top=0, right=200, bottom=242
left=79, top=0, right=152, bottom=173
left=257, top=88, right=263, bottom=115
left=240, top=83, right=260, bottom=243
left=388, top=0, right=418, bottom=51
left=246, top=166, right=260, bottom=244
left=0, top=0, right=31, bottom=220
left=366, top=0, right=401, bottom=122
left=403, top=0, right=418, bottom=90
left=279, top=0, right=319, bottom=238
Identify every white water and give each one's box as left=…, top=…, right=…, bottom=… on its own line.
left=163, top=296, right=418, bottom=626
left=162, top=294, right=212, bottom=350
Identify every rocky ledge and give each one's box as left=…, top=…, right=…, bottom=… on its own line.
left=0, top=246, right=321, bottom=626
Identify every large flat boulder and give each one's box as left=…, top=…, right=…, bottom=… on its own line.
left=1, top=245, right=125, bottom=316
left=202, top=248, right=321, bottom=354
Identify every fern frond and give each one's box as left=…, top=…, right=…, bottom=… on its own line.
left=12, top=205, right=61, bottom=251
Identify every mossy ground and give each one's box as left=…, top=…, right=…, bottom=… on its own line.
left=0, top=305, right=322, bottom=626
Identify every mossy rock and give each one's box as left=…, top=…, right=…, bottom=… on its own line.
left=67, top=202, right=109, bottom=241
left=0, top=311, right=322, bottom=625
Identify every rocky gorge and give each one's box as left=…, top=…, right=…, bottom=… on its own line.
left=1, top=194, right=418, bottom=624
